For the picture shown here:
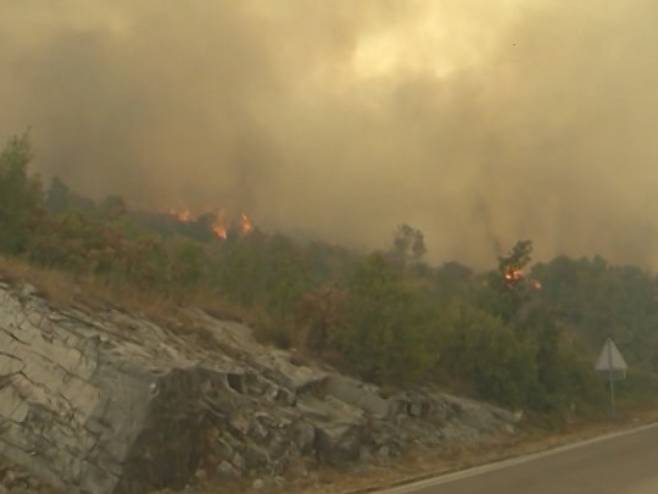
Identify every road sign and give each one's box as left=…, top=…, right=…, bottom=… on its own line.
left=595, top=338, right=628, bottom=374
left=595, top=338, right=628, bottom=418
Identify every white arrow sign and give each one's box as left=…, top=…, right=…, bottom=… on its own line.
left=595, top=338, right=628, bottom=373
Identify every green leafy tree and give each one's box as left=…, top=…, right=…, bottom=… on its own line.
left=332, top=254, right=437, bottom=382
left=438, top=301, right=539, bottom=408
left=0, top=133, right=43, bottom=254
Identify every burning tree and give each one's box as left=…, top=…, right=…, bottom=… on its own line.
left=498, top=240, right=533, bottom=288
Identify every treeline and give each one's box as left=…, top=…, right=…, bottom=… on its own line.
left=2, top=134, right=657, bottom=414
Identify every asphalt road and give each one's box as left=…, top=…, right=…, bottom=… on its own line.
left=380, top=423, right=658, bottom=494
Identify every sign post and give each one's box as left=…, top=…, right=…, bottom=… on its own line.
left=594, top=338, right=628, bottom=418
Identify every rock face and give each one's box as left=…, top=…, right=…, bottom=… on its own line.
left=0, top=281, right=520, bottom=493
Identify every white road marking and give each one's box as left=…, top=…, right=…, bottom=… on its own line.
left=379, top=422, right=658, bottom=494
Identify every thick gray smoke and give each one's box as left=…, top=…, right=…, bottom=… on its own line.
left=2, top=1, right=658, bottom=267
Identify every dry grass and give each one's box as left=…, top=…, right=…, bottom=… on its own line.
left=0, top=256, right=77, bottom=304
left=0, top=255, right=256, bottom=330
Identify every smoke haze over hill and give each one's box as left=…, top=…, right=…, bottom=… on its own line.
left=2, top=1, right=658, bottom=267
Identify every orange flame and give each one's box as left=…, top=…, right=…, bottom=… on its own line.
left=503, top=267, right=543, bottom=290
left=168, top=208, right=193, bottom=223
left=212, top=224, right=228, bottom=240
left=239, top=212, right=254, bottom=236
left=166, top=206, right=254, bottom=241
left=504, top=269, right=524, bottom=283
left=212, top=210, right=228, bottom=240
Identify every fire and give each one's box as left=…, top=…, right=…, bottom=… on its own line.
left=504, top=268, right=524, bottom=283
left=166, top=206, right=254, bottom=241
left=239, top=212, right=254, bottom=236
left=212, top=225, right=228, bottom=240
left=503, top=267, right=543, bottom=290
left=168, top=208, right=193, bottom=223
left=211, top=210, right=228, bottom=240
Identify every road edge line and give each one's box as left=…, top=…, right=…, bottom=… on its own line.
left=347, top=421, right=658, bottom=494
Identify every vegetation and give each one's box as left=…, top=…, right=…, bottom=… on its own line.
left=1, top=134, right=657, bottom=416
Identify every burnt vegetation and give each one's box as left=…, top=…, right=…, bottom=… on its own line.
left=2, top=133, right=658, bottom=416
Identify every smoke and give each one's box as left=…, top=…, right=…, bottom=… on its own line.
left=2, top=1, right=658, bottom=267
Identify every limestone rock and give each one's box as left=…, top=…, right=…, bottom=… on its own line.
left=0, top=282, right=519, bottom=493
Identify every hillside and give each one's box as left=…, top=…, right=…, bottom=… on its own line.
left=0, top=276, right=520, bottom=493
left=3, top=134, right=658, bottom=492
left=4, top=134, right=658, bottom=406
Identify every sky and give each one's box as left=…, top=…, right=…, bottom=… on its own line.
left=2, top=1, right=658, bottom=268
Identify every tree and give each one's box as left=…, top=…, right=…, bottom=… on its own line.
left=0, top=133, right=43, bottom=254
left=391, top=224, right=426, bottom=265
left=331, top=253, right=437, bottom=383
left=475, top=240, right=538, bottom=322
left=498, top=240, right=533, bottom=279
left=438, top=300, right=539, bottom=408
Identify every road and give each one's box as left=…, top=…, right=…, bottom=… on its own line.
left=380, top=423, right=658, bottom=494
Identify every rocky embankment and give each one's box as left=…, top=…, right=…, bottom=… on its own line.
left=0, top=280, right=520, bottom=493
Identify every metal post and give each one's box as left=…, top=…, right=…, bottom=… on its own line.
left=608, top=339, right=616, bottom=418
left=608, top=368, right=616, bottom=418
